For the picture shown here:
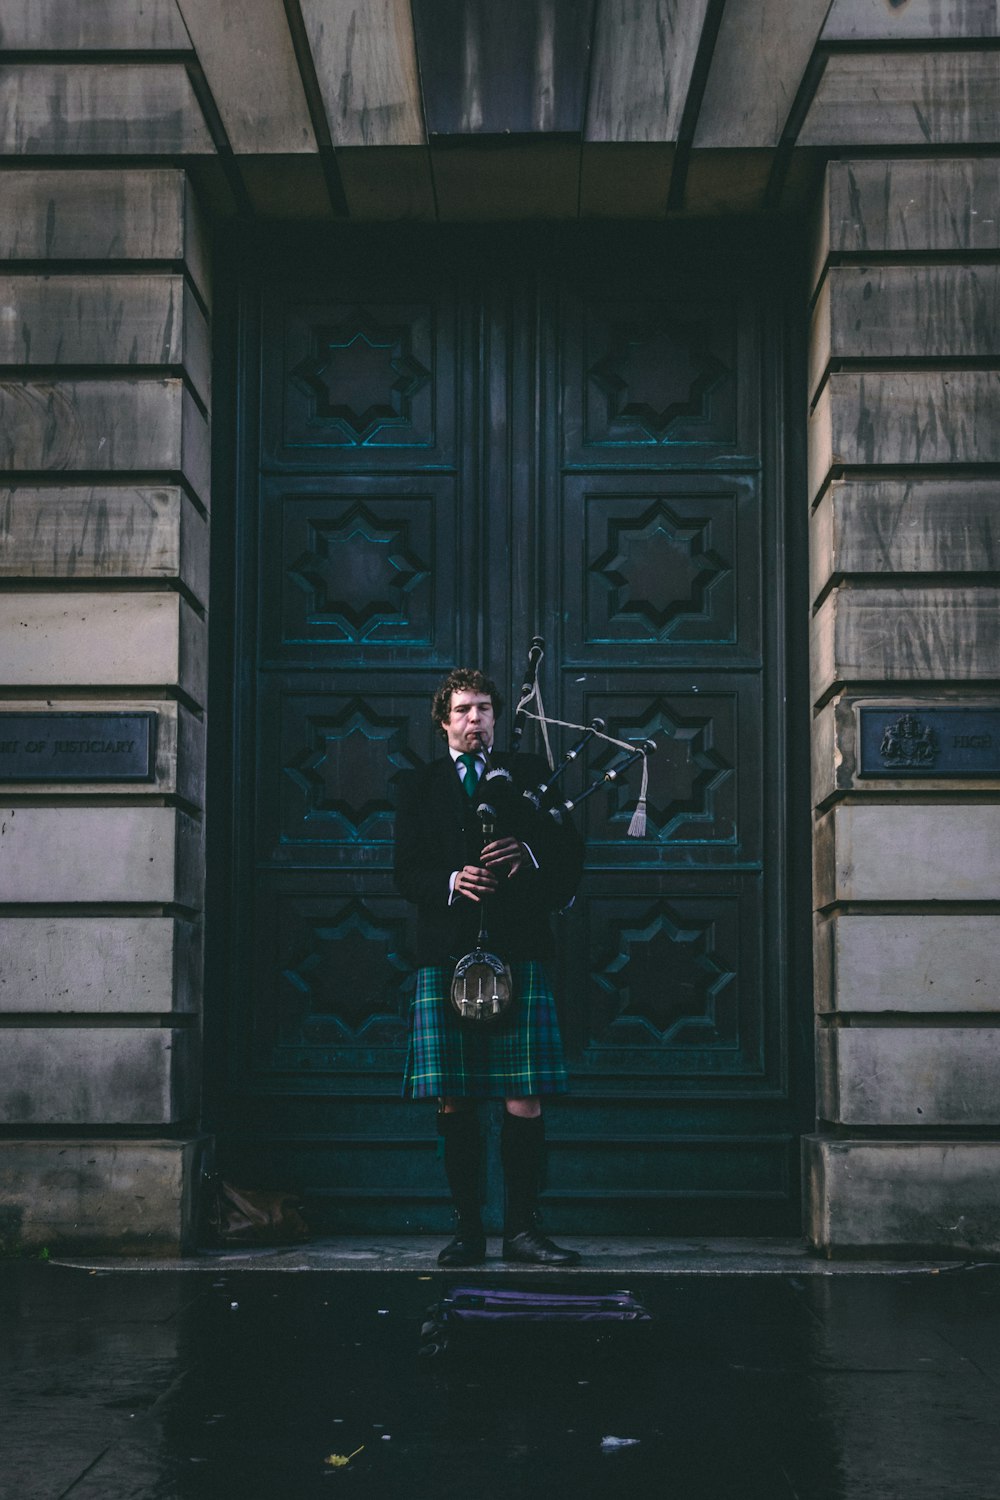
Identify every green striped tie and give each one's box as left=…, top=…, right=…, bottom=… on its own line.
left=458, top=753, right=479, bottom=797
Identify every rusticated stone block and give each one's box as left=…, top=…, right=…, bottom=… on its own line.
left=0, top=1026, right=196, bottom=1125
left=0, top=275, right=211, bottom=409
left=0, top=806, right=203, bottom=908
left=0, top=487, right=209, bottom=606
left=0, top=592, right=206, bottom=704
left=299, top=0, right=422, bottom=148
left=0, top=0, right=191, bottom=50
left=814, top=803, right=1000, bottom=906
left=805, top=1135, right=1000, bottom=1255
left=811, top=586, right=1000, bottom=696
left=815, top=912, right=999, bottom=1013
left=0, top=64, right=214, bottom=155
left=0, top=379, right=210, bottom=507
left=811, top=694, right=840, bottom=805
left=693, top=0, right=831, bottom=150
left=810, top=372, right=1000, bottom=500
left=810, top=479, right=999, bottom=604
left=818, top=1025, right=1000, bottom=1125
left=809, top=264, right=1000, bottom=401
left=0, top=168, right=210, bottom=303
left=586, top=0, right=721, bottom=147
left=178, top=0, right=317, bottom=154
left=0, top=915, right=200, bottom=1013
left=0, top=1136, right=208, bottom=1255
left=812, top=158, right=1000, bottom=292
left=799, top=51, right=1000, bottom=149
left=822, top=0, right=1000, bottom=41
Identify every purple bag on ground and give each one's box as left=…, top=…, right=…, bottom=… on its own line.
left=420, top=1285, right=652, bottom=1356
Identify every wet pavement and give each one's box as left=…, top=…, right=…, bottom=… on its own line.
left=4, top=1244, right=1000, bottom=1499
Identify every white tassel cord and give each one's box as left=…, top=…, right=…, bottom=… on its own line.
left=626, top=760, right=648, bottom=838
left=516, top=665, right=653, bottom=838
left=530, top=667, right=555, bottom=771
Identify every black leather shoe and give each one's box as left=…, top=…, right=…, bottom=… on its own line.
left=437, top=1230, right=487, bottom=1266
left=501, top=1229, right=581, bottom=1266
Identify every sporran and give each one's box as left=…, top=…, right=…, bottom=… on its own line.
left=449, top=946, right=515, bottom=1025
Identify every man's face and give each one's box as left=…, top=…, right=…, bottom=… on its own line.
left=442, top=690, right=495, bottom=753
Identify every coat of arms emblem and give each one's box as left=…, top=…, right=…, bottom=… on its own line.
left=878, top=713, right=939, bottom=770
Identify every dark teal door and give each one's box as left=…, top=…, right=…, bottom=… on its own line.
left=217, top=227, right=810, bottom=1234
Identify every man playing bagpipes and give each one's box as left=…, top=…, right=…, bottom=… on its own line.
left=394, top=666, right=584, bottom=1266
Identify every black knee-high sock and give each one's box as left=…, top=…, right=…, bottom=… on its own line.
left=501, top=1111, right=545, bottom=1236
left=438, top=1109, right=482, bottom=1226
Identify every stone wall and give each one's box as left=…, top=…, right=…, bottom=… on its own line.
left=0, top=3, right=998, bottom=1256
left=0, top=169, right=210, bottom=1254
left=805, top=158, right=1000, bottom=1255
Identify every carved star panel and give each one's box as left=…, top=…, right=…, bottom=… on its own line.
left=260, top=683, right=438, bottom=865
left=264, top=894, right=413, bottom=1052
left=288, top=504, right=427, bottom=636
left=265, top=292, right=455, bottom=466
left=588, top=490, right=733, bottom=647
left=590, top=898, right=738, bottom=1045
left=293, top=321, right=430, bottom=441
left=560, top=288, right=754, bottom=466
left=561, top=475, right=758, bottom=660
left=578, top=891, right=766, bottom=1080
left=261, top=479, right=456, bottom=661
left=558, top=678, right=761, bottom=863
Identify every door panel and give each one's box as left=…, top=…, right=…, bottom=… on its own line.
left=561, top=286, right=758, bottom=467
left=260, top=476, right=457, bottom=661
left=562, top=473, right=759, bottom=658
left=561, top=675, right=761, bottom=861
left=220, top=230, right=806, bottom=1234
left=263, top=292, right=455, bottom=467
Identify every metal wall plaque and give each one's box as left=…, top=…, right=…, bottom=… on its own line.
left=859, top=706, right=1000, bottom=778
left=0, top=713, right=156, bottom=783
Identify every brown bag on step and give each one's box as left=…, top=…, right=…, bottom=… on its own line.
left=204, top=1174, right=310, bottom=1247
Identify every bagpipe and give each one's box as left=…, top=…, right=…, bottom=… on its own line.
left=474, top=635, right=656, bottom=837
left=449, top=637, right=656, bottom=1027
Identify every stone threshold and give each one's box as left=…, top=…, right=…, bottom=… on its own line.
left=52, top=1235, right=973, bottom=1275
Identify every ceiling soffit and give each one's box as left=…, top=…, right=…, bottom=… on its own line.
left=6, top=0, right=1000, bottom=220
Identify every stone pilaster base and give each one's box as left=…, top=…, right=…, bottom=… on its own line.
left=804, top=1135, right=1000, bottom=1258
left=0, top=1137, right=211, bottom=1257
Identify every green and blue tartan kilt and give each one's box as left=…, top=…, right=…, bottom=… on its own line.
left=403, top=961, right=568, bottom=1099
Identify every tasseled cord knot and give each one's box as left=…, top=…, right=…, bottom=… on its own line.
left=626, top=753, right=649, bottom=839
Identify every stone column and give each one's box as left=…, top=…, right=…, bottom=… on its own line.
left=805, top=159, right=1000, bottom=1256
left=0, top=169, right=211, bottom=1254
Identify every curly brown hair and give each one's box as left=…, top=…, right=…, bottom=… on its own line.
left=432, top=668, right=504, bottom=736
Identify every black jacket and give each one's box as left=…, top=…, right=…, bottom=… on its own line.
left=393, top=750, right=583, bottom=967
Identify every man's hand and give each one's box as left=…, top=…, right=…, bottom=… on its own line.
left=454, top=864, right=498, bottom=903
left=454, top=840, right=527, bottom=901
left=480, top=837, right=526, bottom=878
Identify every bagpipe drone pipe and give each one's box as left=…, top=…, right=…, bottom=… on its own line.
left=475, top=636, right=658, bottom=841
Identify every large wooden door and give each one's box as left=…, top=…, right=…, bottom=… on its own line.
left=216, top=226, right=810, bottom=1235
